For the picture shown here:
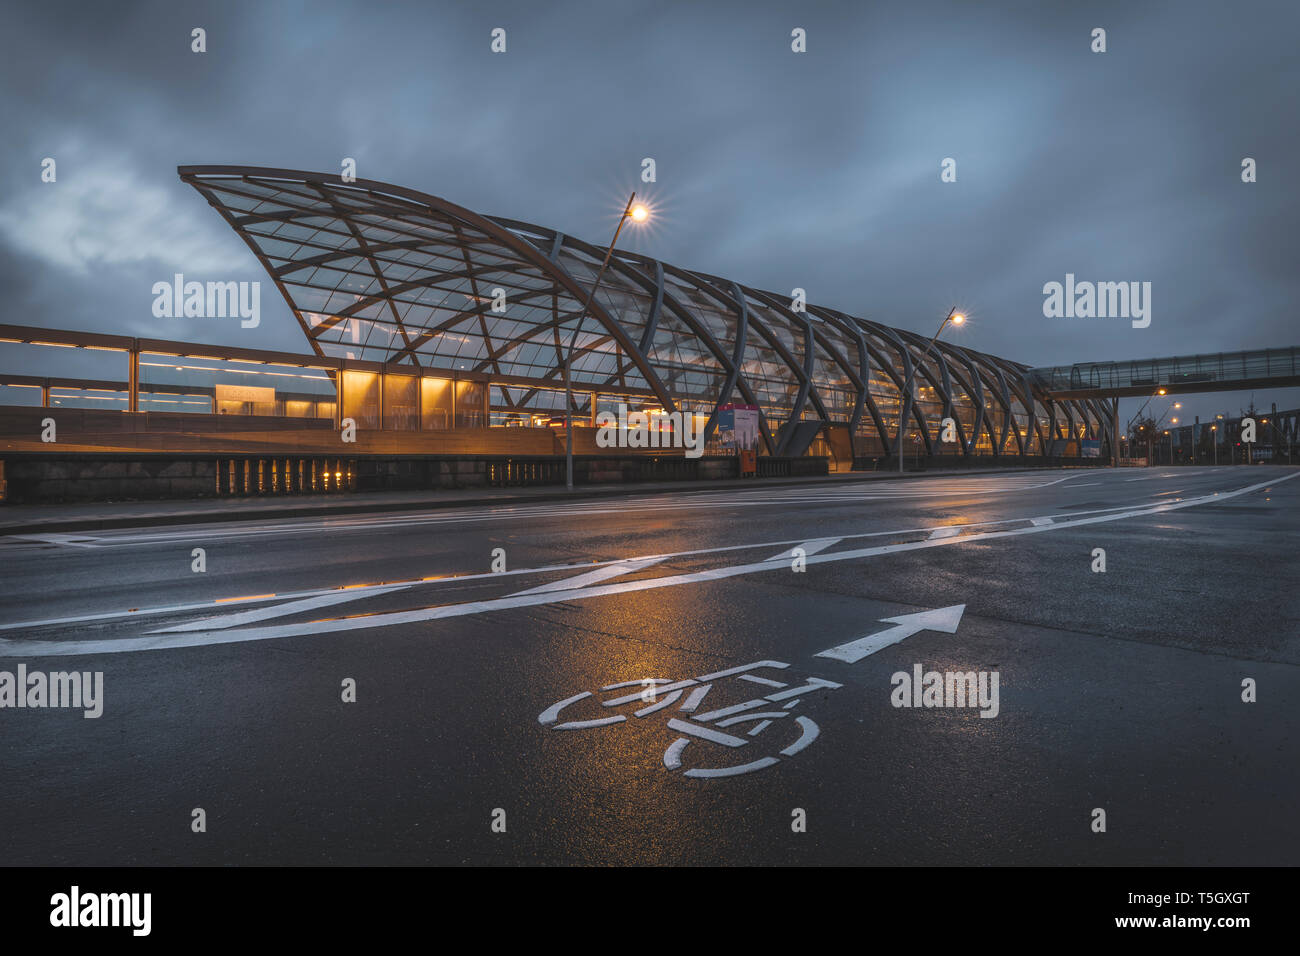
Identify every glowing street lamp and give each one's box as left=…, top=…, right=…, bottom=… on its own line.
left=897, top=308, right=964, bottom=473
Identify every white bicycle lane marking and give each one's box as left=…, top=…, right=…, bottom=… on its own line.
left=0, top=472, right=1290, bottom=657
left=538, top=607, right=968, bottom=778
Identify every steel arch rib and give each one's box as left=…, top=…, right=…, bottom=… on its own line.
left=868, top=322, right=939, bottom=457
left=656, top=263, right=775, bottom=453
left=807, top=306, right=875, bottom=454
left=746, top=287, right=837, bottom=428
left=739, top=288, right=820, bottom=455
left=846, top=318, right=924, bottom=455
left=533, top=231, right=740, bottom=415
left=178, top=165, right=677, bottom=413
left=182, top=164, right=1113, bottom=466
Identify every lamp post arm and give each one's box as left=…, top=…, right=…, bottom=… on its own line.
left=897, top=309, right=956, bottom=473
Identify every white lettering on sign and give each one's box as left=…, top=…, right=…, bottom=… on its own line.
left=215, top=384, right=275, bottom=405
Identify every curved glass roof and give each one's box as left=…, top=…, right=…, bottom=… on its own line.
left=181, top=165, right=1111, bottom=458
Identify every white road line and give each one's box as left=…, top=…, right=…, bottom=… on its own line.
left=509, top=556, right=667, bottom=595
left=153, top=584, right=413, bottom=633
left=20, top=473, right=1098, bottom=547
left=0, top=493, right=1231, bottom=634
left=765, top=537, right=842, bottom=562
left=4, top=472, right=1290, bottom=657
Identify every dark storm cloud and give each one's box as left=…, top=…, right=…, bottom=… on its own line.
left=2, top=0, right=1297, bottom=420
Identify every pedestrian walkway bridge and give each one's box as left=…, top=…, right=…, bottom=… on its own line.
left=1029, top=346, right=1300, bottom=399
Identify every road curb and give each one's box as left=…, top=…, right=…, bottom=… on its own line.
left=0, top=466, right=1091, bottom=535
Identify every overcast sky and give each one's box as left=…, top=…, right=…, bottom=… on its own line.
left=3, top=0, right=1297, bottom=423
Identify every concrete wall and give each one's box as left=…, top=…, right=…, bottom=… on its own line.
left=0, top=453, right=829, bottom=502
left=3, top=457, right=218, bottom=502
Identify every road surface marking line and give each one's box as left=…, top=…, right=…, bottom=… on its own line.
left=60, top=473, right=1095, bottom=546
left=10, top=511, right=1077, bottom=630
left=538, top=692, right=591, bottom=725
left=603, top=679, right=699, bottom=707
left=765, top=537, right=842, bottom=561
left=684, top=757, right=781, bottom=778
left=634, top=690, right=684, bottom=717
left=554, top=716, right=625, bottom=730
left=679, top=685, right=713, bottom=713
left=764, top=677, right=843, bottom=701
left=694, top=699, right=770, bottom=722
left=509, top=556, right=668, bottom=595
left=738, top=674, right=788, bottom=687
left=153, top=585, right=413, bottom=632
left=716, top=711, right=790, bottom=727
left=9, top=473, right=1291, bottom=656
left=1030, top=517, right=1054, bottom=526
left=600, top=678, right=670, bottom=691
left=663, top=738, right=688, bottom=769
left=665, top=718, right=749, bottom=747
left=780, top=716, right=821, bottom=756
left=928, top=526, right=961, bottom=539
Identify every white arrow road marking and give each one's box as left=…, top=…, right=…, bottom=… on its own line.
left=4, top=509, right=1116, bottom=633
left=2, top=497, right=1165, bottom=634
left=814, top=604, right=966, bottom=663
left=765, top=537, right=842, bottom=562
left=155, top=584, right=414, bottom=632
left=3, top=473, right=1291, bottom=657
left=509, top=556, right=668, bottom=595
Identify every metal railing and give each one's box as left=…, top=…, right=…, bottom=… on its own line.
left=216, top=457, right=355, bottom=496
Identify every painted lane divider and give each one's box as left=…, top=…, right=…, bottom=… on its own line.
left=509, top=556, right=668, bottom=595
left=765, top=537, right=842, bottom=562
left=3, top=472, right=1294, bottom=657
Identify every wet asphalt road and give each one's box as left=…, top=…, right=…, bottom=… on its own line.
left=0, top=465, right=1297, bottom=865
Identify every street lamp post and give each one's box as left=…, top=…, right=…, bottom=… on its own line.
left=1211, top=424, right=1217, bottom=465
left=897, top=308, right=965, bottom=473
left=562, top=193, right=649, bottom=491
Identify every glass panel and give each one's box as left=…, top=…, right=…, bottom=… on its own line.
left=383, top=374, right=419, bottom=430
left=421, top=377, right=453, bottom=430
left=341, top=370, right=380, bottom=429
left=454, top=380, right=486, bottom=428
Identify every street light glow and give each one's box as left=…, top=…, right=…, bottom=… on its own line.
left=629, top=203, right=649, bottom=222
left=950, top=313, right=966, bottom=325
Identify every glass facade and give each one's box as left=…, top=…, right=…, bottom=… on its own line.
left=180, top=165, right=1112, bottom=460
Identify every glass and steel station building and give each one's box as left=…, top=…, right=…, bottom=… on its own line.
left=1, top=166, right=1116, bottom=469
